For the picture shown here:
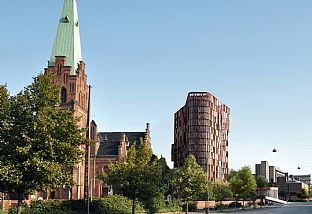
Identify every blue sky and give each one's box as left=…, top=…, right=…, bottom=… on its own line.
left=1, top=0, right=312, bottom=174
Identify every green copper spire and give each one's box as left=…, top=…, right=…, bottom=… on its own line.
left=49, top=0, right=82, bottom=75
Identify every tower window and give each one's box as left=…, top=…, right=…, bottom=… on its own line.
left=61, top=87, right=67, bottom=104
left=64, top=73, right=67, bottom=84
left=82, top=94, right=84, bottom=108
left=57, top=64, right=62, bottom=75
left=70, top=82, right=75, bottom=92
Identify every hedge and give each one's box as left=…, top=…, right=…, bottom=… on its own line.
left=90, top=195, right=146, bottom=214
left=8, top=195, right=181, bottom=214
left=8, top=195, right=145, bottom=214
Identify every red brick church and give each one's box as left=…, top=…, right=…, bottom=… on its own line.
left=44, top=0, right=151, bottom=200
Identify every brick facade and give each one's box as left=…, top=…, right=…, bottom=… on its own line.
left=172, top=92, right=230, bottom=181
left=45, top=56, right=89, bottom=200
left=89, top=123, right=151, bottom=198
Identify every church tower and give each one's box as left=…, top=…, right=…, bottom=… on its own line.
left=45, top=0, right=88, bottom=200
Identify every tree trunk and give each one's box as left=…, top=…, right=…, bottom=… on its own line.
left=220, top=199, right=222, bottom=210
left=132, top=190, right=136, bottom=214
left=46, top=188, right=49, bottom=200
left=16, top=193, right=22, bottom=214
left=185, top=200, right=188, bottom=214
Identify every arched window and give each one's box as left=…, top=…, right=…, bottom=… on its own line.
left=57, top=64, right=62, bottom=75
left=70, top=82, right=75, bottom=92
left=86, top=92, right=88, bottom=106
left=64, top=73, right=67, bottom=84
left=103, top=166, right=109, bottom=174
left=61, top=87, right=67, bottom=104
left=82, top=94, right=84, bottom=108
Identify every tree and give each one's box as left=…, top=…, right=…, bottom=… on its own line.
left=255, top=175, right=269, bottom=187
left=157, top=156, right=172, bottom=196
left=171, top=155, right=207, bottom=214
left=105, top=138, right=161, bottom=214
left=0, top=85, right=20, bottom=193
left=229, top=166, right=257, bottom=206
left=297, top=188, right=310, bottom=200
left=212, top=181, right=232, bottom=209
left=227, top=169, right=237, bottom=181
left=0, top=74, right=87, bottom=214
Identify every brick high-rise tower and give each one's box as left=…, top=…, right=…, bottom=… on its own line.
left=172, top=92, right=230, bottom=181
left=45, top=0, right=88, bottom=199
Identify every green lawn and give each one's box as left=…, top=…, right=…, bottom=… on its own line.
left=0, top=211, right=8, bottom=214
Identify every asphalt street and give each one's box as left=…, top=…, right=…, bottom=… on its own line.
left=213, top=202, right=312, bottom=214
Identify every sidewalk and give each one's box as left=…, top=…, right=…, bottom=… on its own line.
left=187, top=206, right=279, bottom=214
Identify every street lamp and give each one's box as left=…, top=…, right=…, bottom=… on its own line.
left=205, top=138, right=210, bottom=214
left=272, top=143, right=277, bottom=152
left=296, top=164, right=312, bottom=170
left=234, top=194, right=239, bottom=209
left=84, top=85, right=92, bottom=214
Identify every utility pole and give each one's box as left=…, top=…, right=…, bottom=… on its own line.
left=206, top=127, right=210, bottom=214
left=84, top=85, right=91, bottom=214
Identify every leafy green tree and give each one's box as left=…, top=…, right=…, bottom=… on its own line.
left=0, top=74, right=87, bottom=214
left=157, top=156, right=172, bottom=195
left=0, top=85, right=17, bottom=192
left=212, top=181, right=232, bottom=209
left=227, top=169, right=237, bottom=181
left=229, top=166, right=257, bottom=206
left=171, top=155, right=207, bottom=214
left=297, top=188, right=310, bottom=200
left=104, top=138, right=161, bottom=214
left=255, top=175, right=269, bottom=187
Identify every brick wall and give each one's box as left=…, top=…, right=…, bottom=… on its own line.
left=45, top=56, right=89, bottom=200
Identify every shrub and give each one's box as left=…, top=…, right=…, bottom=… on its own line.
left=181, top=201, right=197, bottom=212
left=159, top=200, right=182, bottom=213
left=8, top=195, right=181, bottom=214
left=141, top=194, right=182, bottom=214
left=147, top=199, right=182, bottom=213
left=90, top=195, right=146, bottom=214
left=215, top=203, right=228, bottom=210
left=228, top=201, right=242, bottom=208
left=246, top=201, right=256, bottom=207
left=8, top=200, right=81, bottom=214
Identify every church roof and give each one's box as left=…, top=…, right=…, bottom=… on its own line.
left=49, top=0, right=82, bottom=75
left=97, top=132, right=146, bottom=156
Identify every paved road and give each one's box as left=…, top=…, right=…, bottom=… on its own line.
left=213, top=202, right=312, bottom=214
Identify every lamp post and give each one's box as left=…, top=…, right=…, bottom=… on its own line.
left=234, top=194, right=239, bottom=209
left=272, top=142, right=277, bottom=153
left=206, top=173, right=210, bottom=214
left=84, top=85, right=91, bottom=214
left=205, top=133, right=210, bottom=214
left=296, top=164, right=312, bottom=169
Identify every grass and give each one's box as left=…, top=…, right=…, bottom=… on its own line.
left=0, top=211, right=8, bottom=214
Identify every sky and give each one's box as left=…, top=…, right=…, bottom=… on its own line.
left=1, top=0, right=312, bottom=175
